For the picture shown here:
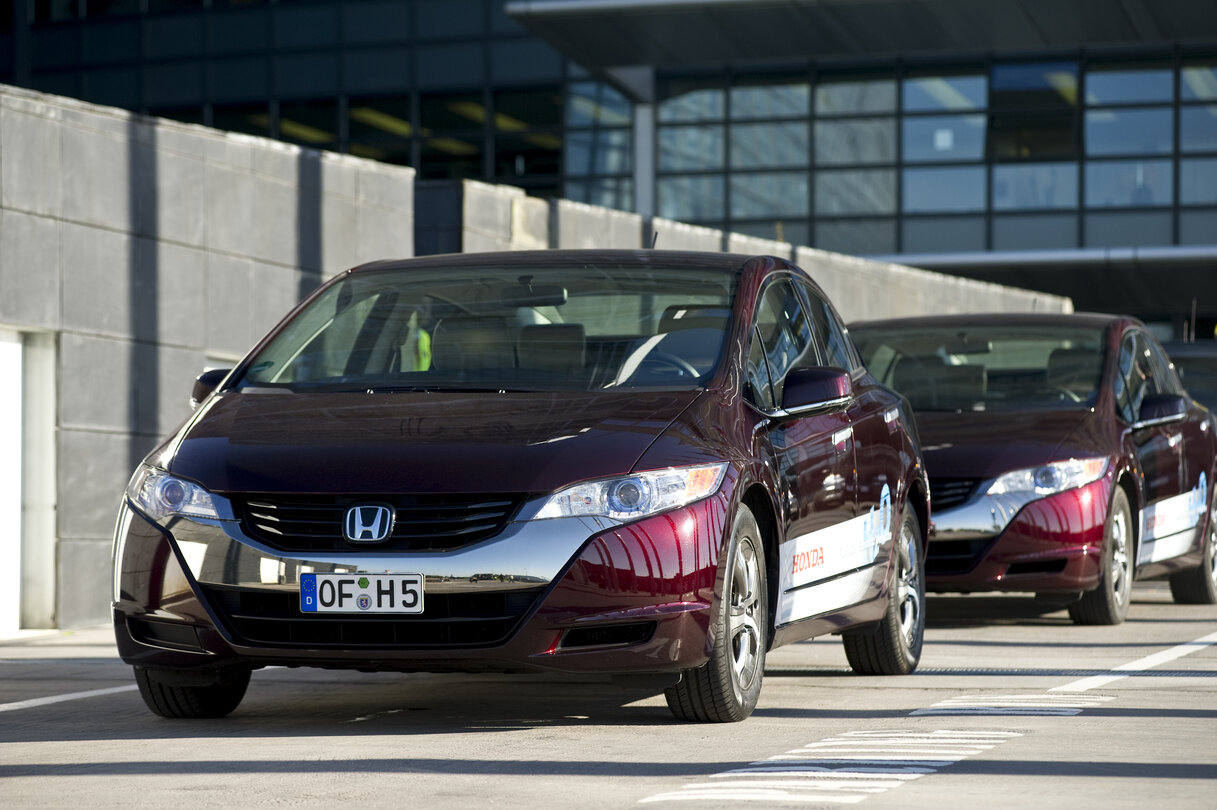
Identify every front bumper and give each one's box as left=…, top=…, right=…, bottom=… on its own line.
left=926, top=477, right=1111, bottom=593
left=112, top=492, right=731, bottom=676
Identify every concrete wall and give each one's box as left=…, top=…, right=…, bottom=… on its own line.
left=795, top=247, right=1074, bottom=323
left=0, top=85, right=415, bottom=628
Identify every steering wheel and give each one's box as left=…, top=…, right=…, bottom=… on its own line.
left=637, top=351, right=700, bottom=379
left=1034, top=386, right=1084, bottom=403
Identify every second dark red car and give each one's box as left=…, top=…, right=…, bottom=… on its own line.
left=852, top=312, right=1217, bottom=625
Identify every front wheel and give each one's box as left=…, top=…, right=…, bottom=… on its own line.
left=843, top=505, right=924, bottom=675
left=1069, top=487, right=1133, bottom=625
left=134, top=666, right=250, bottom=719
left=665, top=505, right=767, bottom=723
left=1169, top=494, right=1217, bottom=604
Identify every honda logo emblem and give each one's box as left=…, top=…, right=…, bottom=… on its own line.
left=343, top=504, right=395, bottom=544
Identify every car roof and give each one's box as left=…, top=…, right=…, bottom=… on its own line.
left=348, top=249, right=769, bottom=275
left=849, top=311, right=1132, bottom=331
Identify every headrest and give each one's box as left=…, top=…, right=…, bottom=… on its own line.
left=518, top=324, right=586, bottom=375
left=431, top=317, right=515, bottom=371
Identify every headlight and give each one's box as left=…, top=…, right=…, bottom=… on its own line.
left=986, top=457, right=1109, bottom=498
left=535, top=462, right=728, bottom=521
left=127, top=464, right=222, bottom=522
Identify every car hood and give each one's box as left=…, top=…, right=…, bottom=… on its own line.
left=163, top=390, right=702, bottom=494
left=914, top=408, right=1108, bottom=481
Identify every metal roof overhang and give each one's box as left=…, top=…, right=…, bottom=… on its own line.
left=507, top=0, right=1217, bottom=84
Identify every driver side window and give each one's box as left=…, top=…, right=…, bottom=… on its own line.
left=747, top=279, right=816, bottom=410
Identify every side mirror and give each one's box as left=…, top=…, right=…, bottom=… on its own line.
left=1135, top=393, right=1187, bottom=429
left=780, top=367, right=853, bottom=415
left=191, top=368, right=231, bottom=411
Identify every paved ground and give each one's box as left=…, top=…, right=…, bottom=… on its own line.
left=1, top=583, right=1215, bottom=809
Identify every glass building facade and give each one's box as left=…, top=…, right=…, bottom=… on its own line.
left=655, top=58, right=1217, bottom=255
left=3, top=0, right=635, bottom=205
left=2, top=0, right=1213, bottom=329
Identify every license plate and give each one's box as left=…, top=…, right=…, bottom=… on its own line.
left=299, top=573, right=424, bottom=614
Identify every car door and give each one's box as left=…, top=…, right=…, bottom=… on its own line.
left=1136, top=331, right=1210, bottom=564
left=802, top=283, right=897, bottom=546
left=1119, top=329, right=1202, bottom=565
left=746, top=277, right=859, bottom=628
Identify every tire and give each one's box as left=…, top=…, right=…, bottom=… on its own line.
left=843, top=506, right=924, bottom=675
left=665, top=505, right=767, bottom=723
left=1069, top=487, right=1133, bottom=625
left=1169, top=492, right=1217, bottom=605
left=134, top=666, right=251, bottom=719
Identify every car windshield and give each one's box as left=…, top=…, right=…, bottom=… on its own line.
left=237, top=263, right=737, bottom=392
left=852, top=324, right=1106, bottom=412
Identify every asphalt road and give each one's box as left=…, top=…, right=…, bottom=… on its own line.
left=2, top=582, right=1215, bottom=809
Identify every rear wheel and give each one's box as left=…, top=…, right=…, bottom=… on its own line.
left=1169, top=493, right=1217, bottom=604
left=843, top=506, right=924, bottom=675
left=1069, top=487, right=1133, bottom=625
left=665, top=505, right=767, bottom=723
left=134, top=666, right=250, bottom=719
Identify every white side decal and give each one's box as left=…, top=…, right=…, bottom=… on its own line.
left=777, top=484, right=891, bottom=625
left=776, top=567, right=875, bottom=626
left=1137, top=473, right=1207, bottom=566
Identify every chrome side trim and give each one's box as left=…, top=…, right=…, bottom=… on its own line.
left=156, top=509, right=618, bottom=593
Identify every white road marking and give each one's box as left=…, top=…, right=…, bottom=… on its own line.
left=912, top=693, right=1115, bottom=716
left=0, top=684, right=138, bottom=713
left=638, top=730, right=1020, bottom=804
left=1050, top=629, right=1217, bottom=692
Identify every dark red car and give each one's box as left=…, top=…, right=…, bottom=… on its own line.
left=851, top=313, right=1217, bottom=625
left=113, top=250, right=928, bottom=723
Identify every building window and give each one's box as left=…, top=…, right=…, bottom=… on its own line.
left=1085, top=159, right=1172, bottom=208
left=989, top=61, right=1078, bottom=160
left=814, top=118, right=895, bottom=165
left=348, top=96, right=413, bottom=166
left=211, top=102, right=271, bottom=138
left=992, top=163, right=1078, bottom=210
left=278, top=99, right=338, bottom=151
left=419, top=91, right=485, bottom=180
left=493, top=87, right=563, bottom=192
left=564, top=81, right=633, bottom=209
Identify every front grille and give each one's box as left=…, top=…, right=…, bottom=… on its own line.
left=232, top=493, right=524, bottom=553
left=926, top=538, right=996, bottom=576
left=201, top=584, right=545, bottom=648
left=930, top=478, right=979, bottom=511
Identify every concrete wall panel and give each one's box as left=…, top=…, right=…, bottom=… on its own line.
left=60, top=221, right=132, bottom=339
left=156, top=241, right=208, bottom=350
left=57, top=332, right=132, bottom=433
left=155, top=144, right=207, bottom=248
left=552, top=199, right=642, bottom=249
left=647, top=217, right=722, bottom=252
left=204, top=162, right=257, bottom=258
left=56, top=538, right=114, bottom=629
left=1, top=98, right=63, bottom=218
left=204, top=252, right=257, bottom=355
left=511, top=195, right=549, bottom=250
left=727, top=233, right=793, bottom=260
left=0, top=210, right=61, bottom=330
left=59, top=117, right=131, bottom=234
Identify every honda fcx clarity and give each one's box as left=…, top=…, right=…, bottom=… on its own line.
left=113, top=250, right=928, bottom=722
